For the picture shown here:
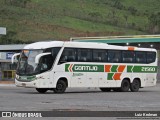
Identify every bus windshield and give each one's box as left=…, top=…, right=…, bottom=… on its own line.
left=17, top=50, right=43, bottom=75
left=17, top=47, right=61, bottom=76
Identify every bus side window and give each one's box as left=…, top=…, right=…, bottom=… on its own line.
left=38, top=54, right=53, bottom=73
left=108, top=50, right=121, bottom=63
left=93, top=49, right=106, bottom=62
left=147, top=52, right=156, bottom=63
left=77, top=49, right=92, bottom=62
left=136, top=52, right=146, bottom=63
left=122, top=51, right=135, bottom=63
left=51, top=47, right=61, bottom=61
left=59, top=48, right=76, bottom=64
left=45, top=47, right=61, bottom=63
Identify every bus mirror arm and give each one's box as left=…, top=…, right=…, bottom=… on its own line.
left=11, top=53, right=20, bottom=64
left=59, top=60, right=66, bottom=64
left=35, top=52, right=51, bottom=64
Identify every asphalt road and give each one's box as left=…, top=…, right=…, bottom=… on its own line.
left=0, top=83, right=160, bottom=112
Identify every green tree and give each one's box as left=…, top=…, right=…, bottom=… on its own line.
left=128, top=6, right=137, bottom=16
left=5, top=0, right=31, bottom=8
left=0, top=31, right=16, bottom=44
left=124, top=15, right=128, bottom=28
left=0, top=31, right=23, bottom=44
left=148, top=12, right=160, bottom=34
left=113, top=0, right=124, bottom=9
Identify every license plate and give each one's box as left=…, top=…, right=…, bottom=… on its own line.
left=22, top=83, right=26, bottom=87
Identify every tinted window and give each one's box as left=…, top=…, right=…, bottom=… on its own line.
left=122, top=51, right=135, bottom=63
left=38, top=47, right=61, bottom=72
left=51, top=47, right=61, bottom=61
left=59, top=48, right=76, bottom=63
left=136, top=52, right=146, bottom=63
left=77, top=49, right=92, bottom=62
left=93, top=49, right=107, bottom=62
left=45, top=47, right=61, bottom=61
left=40, top=54, right=53, bottom=72
left=108, top=50, right=121, bottom=63
left=147, top=52, right=156, bottom=63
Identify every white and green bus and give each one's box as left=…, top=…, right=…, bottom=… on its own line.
left=12, top=41, right=158, bottom=93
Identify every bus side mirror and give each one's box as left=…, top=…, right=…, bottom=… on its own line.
left=35, top=52, right=51, bottom=64
left=11, top=53, right=20, bottom=64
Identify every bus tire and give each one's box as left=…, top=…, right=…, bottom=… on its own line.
left=120, top=79, right=130, bottom=92
left=100, top=88, right=111, bottom=92
left=36, top=88, right=48, bottom=93
left=130, top=79, right=140, bottom=92
left=53, top=80, right=67, bottom=93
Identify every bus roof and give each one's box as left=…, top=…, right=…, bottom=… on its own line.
left=23, top=41, right=157, bottom=52
left=24, top=41, right=64, bottom=49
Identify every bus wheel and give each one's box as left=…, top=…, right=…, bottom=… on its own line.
left=53, top=80, right=67, bottom=93
left=120, top=79, right=130, bottom=92
left=100, top=88, right=111, bottom=92
left=130, top=79, right=140, bottom=92
left=36, top=88, right=48, bottom=93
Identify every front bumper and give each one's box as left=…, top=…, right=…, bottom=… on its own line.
left=15, top=78, right=38, bottom=88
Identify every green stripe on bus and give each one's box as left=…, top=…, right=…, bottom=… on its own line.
left=73, top=64, right=104, bottom=72
left=108, top=73, right=114, bottom=80
left=127, top=66, right=157, bottom=73
left=127, top=65, right=133, bottom=72
left=65, top=64, right=70, bottom=72
left=111, top=65, right=118, bottom=72
left=65, top=64, right=104, bottom=72
left=66, top=64, right=157, bottom=73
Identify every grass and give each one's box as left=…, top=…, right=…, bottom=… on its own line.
left=0, top=0, right=159, bottom=42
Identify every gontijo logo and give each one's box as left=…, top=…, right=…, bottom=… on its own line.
left=75, top=66, right=98, bottom=71
left=65, top=64, right=104, bottom=72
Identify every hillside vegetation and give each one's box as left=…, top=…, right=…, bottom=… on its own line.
left=0, top=0, right=160, bottom=44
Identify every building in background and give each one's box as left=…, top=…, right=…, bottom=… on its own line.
left=0, top=44, right=26, bottom=80
left=0, top=27, right=6, bottom=35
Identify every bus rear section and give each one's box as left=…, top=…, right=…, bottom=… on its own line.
left=56, top=45, right=157, bottom=93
